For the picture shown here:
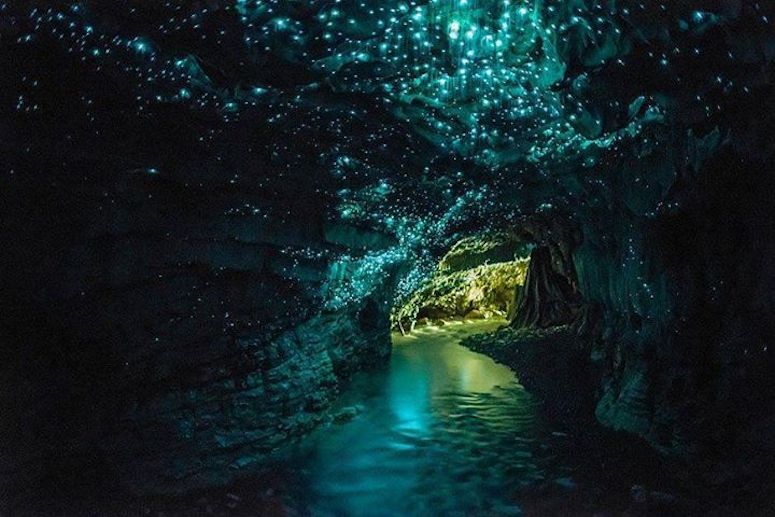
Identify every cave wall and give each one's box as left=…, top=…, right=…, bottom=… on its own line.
left=488, top=0, right=775, bottom=462
left=528, top=136, right=775, bottom=460
left=0, top=168, right=399, bottom=501
left=504, top=119, right=775, bottom=462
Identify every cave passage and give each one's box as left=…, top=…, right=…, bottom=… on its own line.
left=392, top=233, right=532, bottom=333
left=274, top=320, right=559, bottom=515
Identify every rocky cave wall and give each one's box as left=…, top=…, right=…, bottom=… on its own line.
left=507, top=130, right=775, bottom=463
left=577, top=142, right=775, bottom=461
left=0, top=161, right=402, bottom=500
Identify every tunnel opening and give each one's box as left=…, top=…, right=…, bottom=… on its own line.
left=391, top=232, right=533, bottom=335
left=390, top=212, right=586, bottom=339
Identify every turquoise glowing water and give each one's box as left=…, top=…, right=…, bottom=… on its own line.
left=282, top=320, right=557, bottom=516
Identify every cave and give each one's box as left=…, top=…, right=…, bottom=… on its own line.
left=2, top=1, right=775, bottom=515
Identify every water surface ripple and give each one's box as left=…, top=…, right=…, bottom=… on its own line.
left=282, top=320, right=560, bottom=516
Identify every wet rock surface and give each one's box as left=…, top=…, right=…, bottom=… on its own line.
left=463, top=326, right=775, bottom=515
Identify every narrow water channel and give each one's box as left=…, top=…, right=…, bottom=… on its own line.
left=281, top=320, right=568, bottom=516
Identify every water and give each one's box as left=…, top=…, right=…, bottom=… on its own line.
left=282, top=320, right=560, bottom=516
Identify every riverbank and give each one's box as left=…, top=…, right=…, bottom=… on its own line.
left=461, top=324, right=726, bottom=515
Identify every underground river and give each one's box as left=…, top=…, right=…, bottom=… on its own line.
left=25, top=319, right=705, bottom=516
left=275, top=319, right=574, bottom=515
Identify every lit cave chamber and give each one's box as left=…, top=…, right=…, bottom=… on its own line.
left=1, top=1, right=774, bottom=515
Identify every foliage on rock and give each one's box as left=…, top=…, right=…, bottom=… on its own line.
left=392, top=233, right=529, bottom=331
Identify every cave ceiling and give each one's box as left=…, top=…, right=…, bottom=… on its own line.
left=3, top=0, right=772, bottom=302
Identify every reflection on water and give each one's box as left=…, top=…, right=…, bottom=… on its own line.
left=282, top=320, right=555, bottom=516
